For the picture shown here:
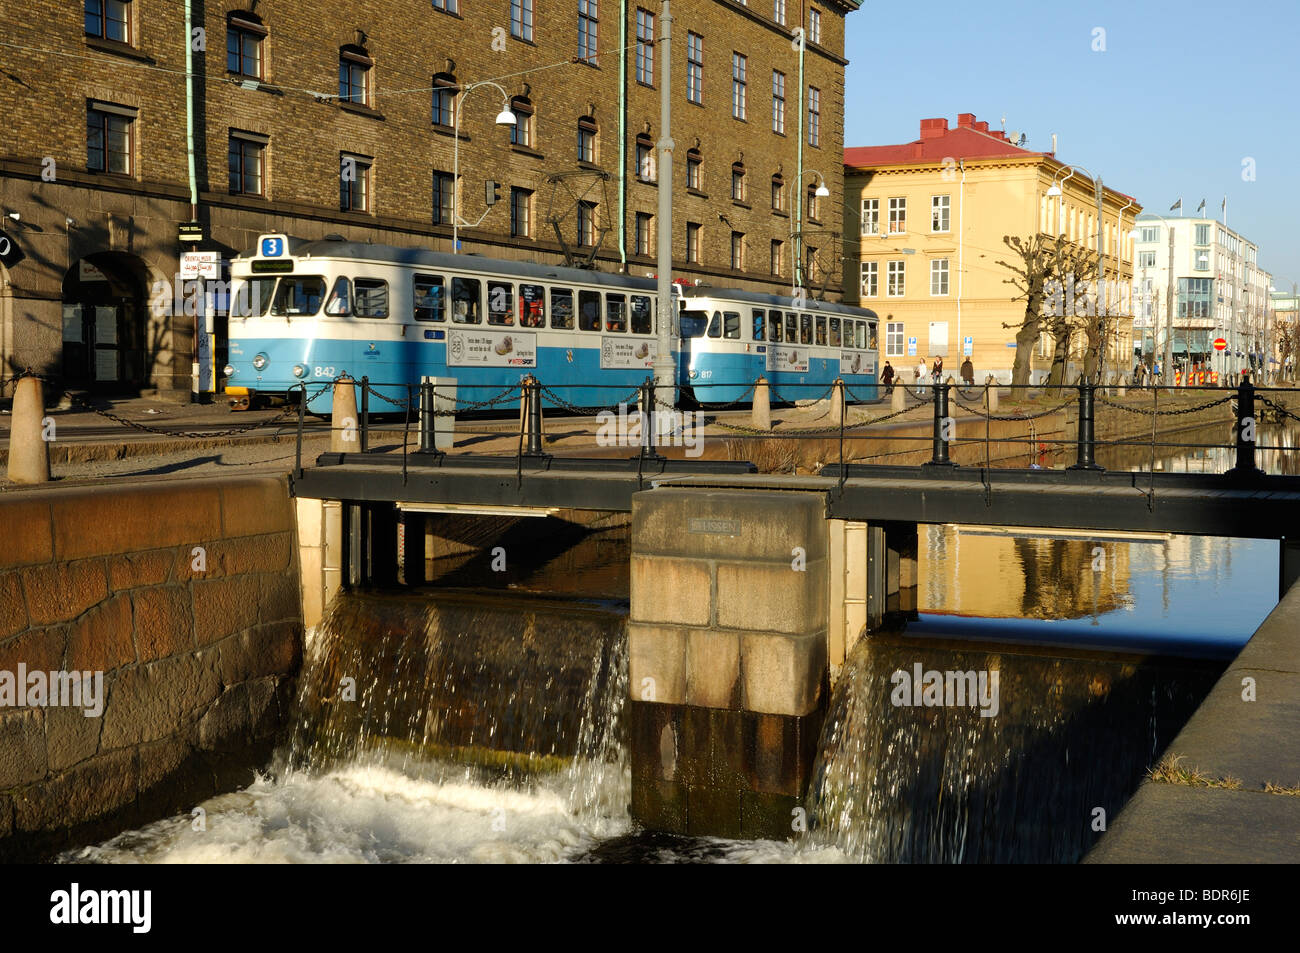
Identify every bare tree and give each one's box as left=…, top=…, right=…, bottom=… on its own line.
left=1277, top=314, right=1300, bottom=382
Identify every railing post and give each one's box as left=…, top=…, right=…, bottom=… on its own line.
left=418, top=379, right=435, bottom=453
left=1227, top=372, right=1259, bottom=477
left=294, top=382, right=306, bottom=477
left=522, top=375, right=545, bottom=457
left=1068, top=381, right=1103, bottom=471
left=924, top=380, right=953, bottom=467
left=359, top=376, right=370, bottom=453
left=640, top=377, right=663, bottom=460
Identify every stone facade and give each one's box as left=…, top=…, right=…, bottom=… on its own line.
left=0, top=0, right=856, bottom=397
left=0, top=476, right=303, bottom=859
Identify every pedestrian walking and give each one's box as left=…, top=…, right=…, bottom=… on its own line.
left=881, top=361, right=895, bottom=393
left=960, top=357, right=974, bottom=387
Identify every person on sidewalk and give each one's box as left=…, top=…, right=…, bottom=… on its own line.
left=881, top=361, right=895, bottom=393
left=932, top=357, right=944, bottom=383
left=915, top=360, right=928, bottom=396
left=960, top=357, right=974, bottom=387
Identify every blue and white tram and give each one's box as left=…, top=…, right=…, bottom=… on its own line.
left=677, top=287, right=879, bottom=406
left=223, top=234, right=666, bottom=413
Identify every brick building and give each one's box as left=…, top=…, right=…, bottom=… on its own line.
left=0, top=0, right=856, bottom=398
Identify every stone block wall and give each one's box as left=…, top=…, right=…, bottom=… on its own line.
left=628, top=488, right=830, bottom=839
left=0, top=476, right=303, bottom=859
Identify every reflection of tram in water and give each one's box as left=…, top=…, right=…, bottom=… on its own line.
left=221, top=234, right=879, bottom=412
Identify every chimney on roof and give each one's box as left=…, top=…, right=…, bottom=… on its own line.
left=973, top=120, right=989, bottom=133
left=919, top=118, right=948, bottom=139
left=957, top=113, right=975, bottom=129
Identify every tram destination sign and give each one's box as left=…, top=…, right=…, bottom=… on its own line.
left=446, top=328, right=537, bottom=368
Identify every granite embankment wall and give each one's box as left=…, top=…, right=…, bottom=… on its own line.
left=0, top=477, right=303, bottom=859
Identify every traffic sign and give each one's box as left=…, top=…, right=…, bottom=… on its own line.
left=963, top=335, right=973, bottom=356
left=907, top=336, right=917, bottom=356
left=1213, top=338, right=1227, bottom=351
left=180, top=251, right=220, bottom=280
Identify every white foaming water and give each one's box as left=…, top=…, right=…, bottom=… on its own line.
left=66, top=756, right=632, bottom=864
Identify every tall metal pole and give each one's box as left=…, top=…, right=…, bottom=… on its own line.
left=1164, top=223, right=1174, bottom=384
left=653, top=0, right=676, bottom=393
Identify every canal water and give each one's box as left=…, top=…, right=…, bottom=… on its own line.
left=64, top=425, right=1294, bottom=864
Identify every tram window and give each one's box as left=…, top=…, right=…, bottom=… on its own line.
left=520, top=284, right=545, bottom=327
left=869, top=324, right=879, bottom=350
left=631, top=295, right=652, bottom=334
left=413, top=274, right=445, bottom=322
left=606, top=294, right=627, bottom=332
left=578, top=290, right=601, bottom=331
left=723, top=311, right=741, bottom=340
left=829, top=317, right=841, bottom=347
left=550, top=288, right=575, bottom=329
left=752, top=309, right=765, bottom=341
left=800, top=314, right=812, bottom=345
left=271, top=276, right=326, bottom=316
left=451, top=277, right=482, bottom=324
left=680, top=310, right=708, bottom=338
left=856, top=321, right=867, bottom=349
left=354, top=278, right=389, bottom=318
left=815, top=316, right=827, bottom=346
left=785, top=312, right=797, bottom=342
left=323, top=277, right=351, bottom=316
left=770, top=312, right=782, bottom=342
left=488, top=281, right=514, bottom=325
left=237, top=278, right=276, bottom=317
left=707, top=311, right=722, bottom=338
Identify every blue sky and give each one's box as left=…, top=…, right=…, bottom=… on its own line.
left=842, top=0, right=1300, bottom=288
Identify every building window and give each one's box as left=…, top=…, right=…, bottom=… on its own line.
left=432, top=73, right=458, bottom=128
left=509, top=96, right=533, bottom=147
left=636, top=133, right=656, bottom=182
left=731, top=163, right=746, bottom=202
left=577, top=116, right=598, bottom=163
left=886, top=259, right=905, bottom=297
left=226, top=14, right=265, bottom=78
left=510, top=188, right=533, bottom=238
left=807, top=86, right=820, bottom=147
left=577, top=201, right=597, bottom=246
left=1195, top=223, right=1210, bottom=245
left=85, top=0, right=130, bottom=43
left=770, top=239, right=783, bottom=276
left=339, top=47, right=371, bottom=106
left=806, top=187, right=819, bottom=221
left=686, top=222, right=701, bottom=263
left=805, top=246, right=819, bottom=284
left=432, top=172, right=455, bottom=225
left=635, top=212, right=653, bottom=256
left=773, top=0, right=786, bottom=26
left=731, top=232, right=745, bottom=271
left=636, top=8, right=655, bottom=85
left=228, top=132, right=265, bottom=195
left=861, top=261, right=878, bottom=298
left=930, top=258, right=949, bottom=296
left=340, top=153, right=371, bottom=212
left=431, top=0, right=459, bottom=11
left=771, top=70, right=786, bottom=135
left=771, top=174, right=785, bottom=211
left=888, top=197, right=906, bottom=233
left=86, top=103, right=134, bottom=175
left=686, top=148, right=702, bottom=190
left=931, top=195, right=950, bottom=232
left=511, top=0, right=534, bottom=41
left=1139, top=225, right=1158, bottom=243
left=1137, top=250, right=1156, bottom=269
left=686, top=32, right=703, bottom=104
left=732, top=53, right=747, bottom=120
left=808, top=8, right=821, bottom=44
left=1177, top=277, right=1212, bottom=319
left=861, top=198, right=879, bottom=235
left=885, top=320, right=903, bottom=357
left=578, top=0, right=599, bottom=64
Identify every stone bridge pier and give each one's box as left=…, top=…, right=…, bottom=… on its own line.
left=627, top=487, right=916, bottom=839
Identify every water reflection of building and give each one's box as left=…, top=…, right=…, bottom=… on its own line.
left=922, top=525, right=1134, bottom=620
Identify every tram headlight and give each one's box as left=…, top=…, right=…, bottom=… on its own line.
left=252, top=352, right=269, bottom=371
left=292, top=364, right=308, bottom=378
left=222, top=364, right=236, bottom=378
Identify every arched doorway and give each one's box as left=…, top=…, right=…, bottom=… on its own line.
left=61, top=252, right=151, bottom=392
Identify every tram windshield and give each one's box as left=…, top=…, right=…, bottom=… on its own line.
left=680, top=310, right=709, bottom=338
left=270, top=276, right=326, bottom=316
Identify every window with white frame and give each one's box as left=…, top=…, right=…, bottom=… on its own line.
left=888, top=197, right=906, bottom=233
left=885, top=320, right=904, bottom=357
left=773, top=0, right=786, bottom=26
left=732, top=53, right=747, bottom=120
left=635, top=8, right=654, bottom=85
left=860, top=197, right=878, bottom=235
left=886, top=259, right=905, bottom=296
left=807, top=86, right=820, bottom=146
left=808, top=8, right=821, bottom=44
left=686, top=33, right=703, bottom=104
left=511, top=0, right=534, bottom=41
left=860, top=261, right=878, bottom=297
left=1137, top=250, right=1156, bottom=268
left=930, top=258, right=949, bottom=296
left=771, top=70, right=785, bottom=134
left=931, top=194, right=950, bottom=232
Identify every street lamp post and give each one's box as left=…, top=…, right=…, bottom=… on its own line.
left=451, top=81, right=517, bottom=253
left=792, top=170, right=831, bottom=294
